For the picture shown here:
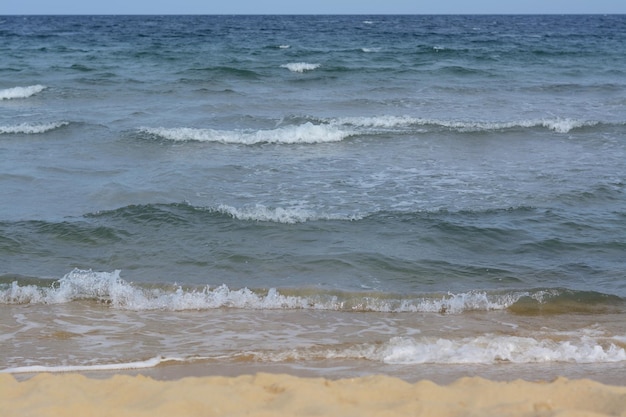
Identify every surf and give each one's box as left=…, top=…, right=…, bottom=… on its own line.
left=0, top=85, right=46, bottom=100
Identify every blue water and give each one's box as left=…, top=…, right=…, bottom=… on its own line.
left=1, top=15, right=626, bottom=381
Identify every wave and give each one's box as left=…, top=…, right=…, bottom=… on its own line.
left=78, top=202, right=572, bottom=227
left=1, top=269, right=623, bottom=314
left=138, top=122, right=353, bottom=144
left=83, top=201, right=520, bottom=226
left=6, top=333, right=625, bottom=373
left=280, top=62, right=321, bottom=73
left=331, top=115, right=604, bottom=134
left=85, top=202, right=351, bottom=226
left=4, top=331, right=625, bottom=373
left=0, top=121, right=69, bottom=135
left=377, top=336, right=626, bottom=364
left=245, top=334, right=626, bottom=365
left=86, top=201, right=357, bottom=227
left=215, top=204, right=361, bottom=224
left=136, top=115, right=615, bottom=147
left=0, top=84, right=46, bottom=100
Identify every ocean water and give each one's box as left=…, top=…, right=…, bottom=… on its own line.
left=1, top=15, right=626, bottom=382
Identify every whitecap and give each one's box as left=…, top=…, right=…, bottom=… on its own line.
left=139, top=122, right=352, bottom=145
left=0, top=270, right=529, bottom=314
left=435, top=118, right=598, bottom=133
left=0, top=121, right=69, bottom=135
left=333, top=115, right=422, bottom=128
left=280, top=62, right=320, bottom=73
left=215, top=204, right=360, bottom=224
left=217, top=204, right=317, bottom=224
left=0, top=85, right=46, bottom=100
left=540, top=118, right=598, bottom=133
left=333, top=115, right=599, bottom=134
left=0, top=269, right=323, bottom=311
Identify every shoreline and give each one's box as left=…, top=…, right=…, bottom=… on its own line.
left=8, top=359, right=626, bottom=386
left=2, top=371, right=626, bottom=417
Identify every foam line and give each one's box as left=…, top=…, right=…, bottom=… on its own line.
left=1, top=356, right=183, bottom=374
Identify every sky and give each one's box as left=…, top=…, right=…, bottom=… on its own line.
left=1, top=0, right=625, bottom=15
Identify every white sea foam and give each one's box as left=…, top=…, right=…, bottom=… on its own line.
left=332, top=115, right=598, bottom=133
left=250, top=335, right=626, bottom=365
left=539, top=118, right=598, bottom=133
left=217, top=204, right=317, bottom=224
left=280, top=62, right=320, bottom=73
left=140, top=116, right=593, bottom=146
left=1, top=269, right=533, bottom=313
left=0, top=85, right=46, bottom=100
left=216, top=204, right=361, bottom=224
left=378, top=335, right=626, bottom=364
left=0, top=270, right=330, bottom=311
left=1, top=356, right=183, bottom=374
left=278, top=45, right=290, bottom=49
left=333, top=115, right=423, bottom=129
left=4, top=336, right=623, bottom=372
left=405, top=291, right=522, bottom=314
left=0, top=121, right=68, bottom=134
left=437, top=118, right=598, bottom=133
left=439, top=118, right=597, bottom=133
left=140, top=122, right=352, bottom=144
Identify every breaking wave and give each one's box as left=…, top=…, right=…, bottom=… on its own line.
left=331, top=115, right=603, bottom=134
left=0, top=85, right=46, bottom=100
left=280, top=62, right=321, bottom=73
left=215, top=204, right=361, bottom=224
left=138, top=116, right=613, bottom=146
left=247, top=335, right=626, bottom=365
left=1, top=269, right=622, bottom=314
left=138, top=122, right=352, bottom=144
left=0, top=121, right=69, bottom=135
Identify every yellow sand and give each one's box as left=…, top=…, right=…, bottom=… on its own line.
left=1, top=373, right=626, bottom=417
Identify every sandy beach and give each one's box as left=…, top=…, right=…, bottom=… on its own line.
left=2, top=372, right=626, bottom=417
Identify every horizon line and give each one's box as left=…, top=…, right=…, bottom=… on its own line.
left=2, top=12, right=625, bottom=16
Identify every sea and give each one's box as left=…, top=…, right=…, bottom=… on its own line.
left=1, top=14, right=626, bottom=383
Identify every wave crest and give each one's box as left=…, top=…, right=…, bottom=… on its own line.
left=333, top=115, right=601, bottom=134
left=215, top=204, right=360, bottom=224
left=378, top=335, right=626, bottom=364
left=5, top=269, right=619, bottom=314
left=136, top=115, right=608, bottom=147
left=0, top=85, right=46, bottom=100
left=281, top=62, right=320, bottom=73
left=0, top=121, right=68, bottom=135
left=139, top=122, right=352, bottom=144
left=246, top=335, right=626, bottom=365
